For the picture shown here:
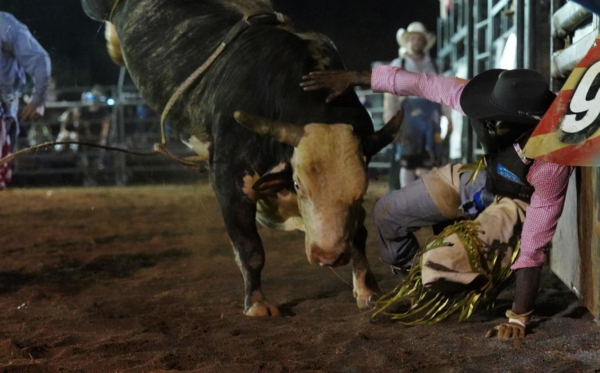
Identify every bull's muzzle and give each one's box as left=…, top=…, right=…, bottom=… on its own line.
left=309, top=244, right=351, bottom=267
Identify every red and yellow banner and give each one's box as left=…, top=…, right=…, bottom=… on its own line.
left=524, top=36, right=600, bottom=166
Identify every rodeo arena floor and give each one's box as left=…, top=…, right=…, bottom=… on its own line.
left=0, top=174, right=598, bottom=372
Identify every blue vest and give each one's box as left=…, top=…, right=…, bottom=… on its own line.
left=471, top=119, right=535, bottom=203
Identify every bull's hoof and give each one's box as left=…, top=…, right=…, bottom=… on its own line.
left=367, top=293, right=380, bottom=305
left=355, top=296, right=372, bottom=309
left=244, top=301, right=280, bottom=317
left=354, top=291, right=380, bottom=309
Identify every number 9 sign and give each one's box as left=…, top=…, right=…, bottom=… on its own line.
left=524, top=37, right=600, bottom=166
left=560, top=60, right=600, bottom=144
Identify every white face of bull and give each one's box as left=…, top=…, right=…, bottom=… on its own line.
left=291, top=125, right=367, bottom=266
left=233, top=110, right=402, bottom=267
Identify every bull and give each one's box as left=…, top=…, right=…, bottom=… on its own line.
left=81, top=0, right=401, bottom=316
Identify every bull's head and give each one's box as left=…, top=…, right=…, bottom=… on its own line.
left=234, top=110, right=401, bottom=267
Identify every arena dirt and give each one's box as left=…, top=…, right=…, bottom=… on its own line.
left=0, top=179, right=598, bottom=372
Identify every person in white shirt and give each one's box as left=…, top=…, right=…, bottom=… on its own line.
left=384, top=22, right=453, bottom=190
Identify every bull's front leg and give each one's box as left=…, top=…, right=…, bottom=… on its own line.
left=215, top=181, right=279, bottom=317
left=352, top=207, right=381, bottom=308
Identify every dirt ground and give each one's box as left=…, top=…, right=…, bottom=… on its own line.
left=0, top=178, right=598, bottom=373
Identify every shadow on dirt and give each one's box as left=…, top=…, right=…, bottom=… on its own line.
left=94, top=231, right=187, bottom=245
left=278, top=288, right=348, bottom=317
left=0, top=248, right=191, bottom=295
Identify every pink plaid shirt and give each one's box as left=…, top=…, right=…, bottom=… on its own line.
left=372, top=66, right=572, bottom=269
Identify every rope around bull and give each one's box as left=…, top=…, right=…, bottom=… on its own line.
left=0, top=6, right=289, bottom=170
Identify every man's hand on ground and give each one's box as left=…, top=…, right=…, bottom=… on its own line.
left=485, top=309, right=533, bottom=340
left=485, top=322, right=526, bottom=339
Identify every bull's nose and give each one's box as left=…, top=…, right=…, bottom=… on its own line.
left=310, top=246, right=350, bottom=267
left=317, top=256, right=338, bottom=267
left=326, top=252, right=351, bottom=267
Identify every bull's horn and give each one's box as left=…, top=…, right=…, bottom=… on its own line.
left=234, top=111, right=305, bottom=147
left=363, top=108, right=404, bottom=157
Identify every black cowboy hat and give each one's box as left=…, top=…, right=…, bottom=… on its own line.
left=460, top=69, right=556, bottom=125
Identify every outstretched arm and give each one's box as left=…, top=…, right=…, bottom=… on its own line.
left=301, top=66, right=468, bottom=113
left=370, top=66, right=468, bottom=113
left=300, top=70, right=372, bottom=103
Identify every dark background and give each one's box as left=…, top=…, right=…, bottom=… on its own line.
left=1, top=0, right=439, bottom=87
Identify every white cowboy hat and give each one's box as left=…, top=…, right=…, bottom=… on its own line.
left=396, top=22, right=436, bottom=52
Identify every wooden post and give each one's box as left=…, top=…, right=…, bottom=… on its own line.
left=587, top=168, right=600, bottom=324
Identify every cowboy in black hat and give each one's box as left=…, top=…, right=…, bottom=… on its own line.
left=300, top=66, right=571, bottom=339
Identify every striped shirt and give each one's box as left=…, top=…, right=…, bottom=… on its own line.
left=371, top=65, right=572, bottom=269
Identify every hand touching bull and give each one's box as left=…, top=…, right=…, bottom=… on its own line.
left=300, top=70, right=404, bottom=144
left=300, top=70, right=405, bottom=155
left=300, top=70, right=372, bottom=103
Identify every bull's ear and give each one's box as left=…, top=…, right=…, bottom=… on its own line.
left=363, top=108, right=404, bottom=157
left=234, top=111, right=305, bottom=147
left=253, top=164, right=293, bottom=193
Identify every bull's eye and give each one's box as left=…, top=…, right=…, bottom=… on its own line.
left=293, top=181, right=306, bottom=198
left=293, top=181, right=304, bottom=196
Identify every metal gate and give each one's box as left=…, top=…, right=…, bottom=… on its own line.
left=437, top=0, right=549, bottom=163
left=13, top=71, right=202, bottom=187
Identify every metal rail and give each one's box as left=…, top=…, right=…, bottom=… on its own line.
left=13, top=82, right=200, bottom=186
left=437, top=0, right=534, bottom=162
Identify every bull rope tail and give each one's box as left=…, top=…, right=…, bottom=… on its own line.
left=0, top=141, right=160, bottom=165
left=0, top=140, right=202, bottom=171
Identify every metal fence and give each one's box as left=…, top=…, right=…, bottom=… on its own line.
left=355, top=84, right=390, bottom=170
left=13, top=84, right=203, bottom=187
left=436, top=0, right=550, bottom=163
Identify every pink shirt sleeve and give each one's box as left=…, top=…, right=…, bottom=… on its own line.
left=371, top=65, right=467, bottom=114
left=511, top=161, right=573, bottom=269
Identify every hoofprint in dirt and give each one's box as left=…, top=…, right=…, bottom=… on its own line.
left=0, top=181, right=597, bottom=373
